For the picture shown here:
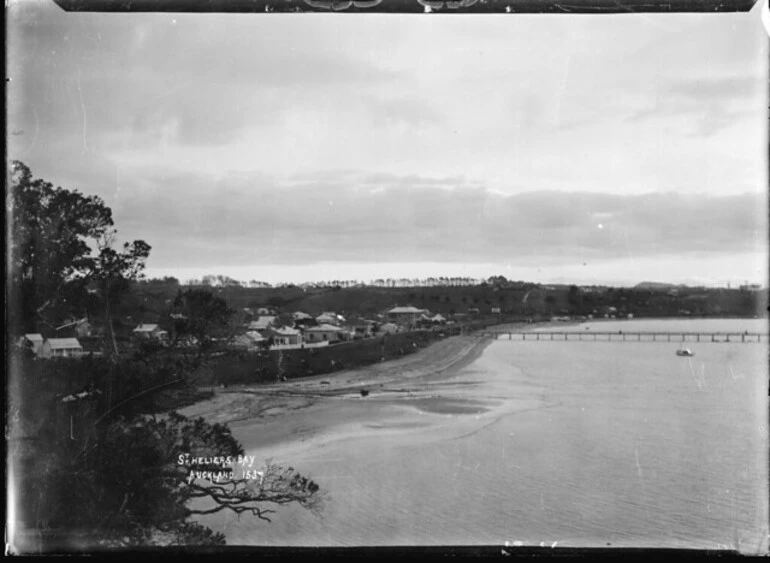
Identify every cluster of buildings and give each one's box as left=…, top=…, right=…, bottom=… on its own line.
left=18, top=333, right=85, bottom=359
left=17, top=304, right=452, bottom=359
left=232, top=306, right=448, bottom=352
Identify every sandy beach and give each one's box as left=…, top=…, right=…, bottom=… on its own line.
left=179, top=321, right=571, bottom=432
left=181, top=331, right=498, bottom=426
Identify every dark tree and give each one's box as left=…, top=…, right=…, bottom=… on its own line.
left=18, top=410, right=323, bottom=549
left=171, top=288, right=235, bottom=353
left=8, top=161, right=150, bottom=335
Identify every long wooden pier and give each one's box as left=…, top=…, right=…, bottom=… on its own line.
left=480, top=331, right=769, bottom=343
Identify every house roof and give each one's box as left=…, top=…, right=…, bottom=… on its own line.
left=244, top=331, right=266, bottom=341
left=292, top=311, right=313, bottom=320
left=306, top=324, right=344, bottom=332
left=388, top=306, right=425, bottom=314
left=272, top=326, right=300, bottom=336
left=133, top=323, right=159, bottom=332
left=23, top=333, right=45, bottom=342
left=235, top=331, right=266, bottom=345
left=249, top=316, right=275, bottom=330
left=47, top=338, right=83, bottom=350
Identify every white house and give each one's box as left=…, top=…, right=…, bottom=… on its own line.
left=304, top=324, right=345, bottom=343
left=248, top=316, right=276, bottom=332
left=315, top=312, right=344, bottom=326
left=269, top=326, right=302, bottom=346
left=132, top=323, right=168, bottom=342
left=386, top=306, right=429, bottom=325
left=42, top=338, right=84, bottom=359
left=377, top=323, right=400, bottom=334
left=233, top=331, right=266, bottom=350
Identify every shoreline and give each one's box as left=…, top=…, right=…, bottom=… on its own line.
left=179, top=331, right=496, bottom=426
left=177, top=319, right=615, bottom=424
left=178, top=315, right=765, bottom=427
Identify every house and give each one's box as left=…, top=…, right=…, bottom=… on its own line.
left=292, top=311, right=313, bottom=321
left=490, top=308, right=501, bottom=314
left=430, top=314, right=446, bottom=324
left=377, top=323, right=399, bottom=334
left=316, top=312, right=344, bottom=326
left=132, top=323, right=168, bottom=342
left=348, top=320, right=377, bottom=339
left=248, top=316, right=276, bottom=332
left=304, top=324, right=345, bottom=343
left=256, top=308, right=274, bottom=316
left=386, top=306, right=429, bottom=325
left=42, top=338, right=84, bottom=359
left=19, top=333, right=45, bottom=357
left=268, top=326, right=302, bottom=346
left=233, top=331, right=266, bottom=350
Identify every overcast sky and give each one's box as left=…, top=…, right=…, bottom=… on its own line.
left=7, top=0, right=768, bottom=286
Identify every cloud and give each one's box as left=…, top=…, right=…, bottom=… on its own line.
left=103, top=169, right=766, bottom=272
left=625, top=72, right=765, bottom=137
left=668, top=75, right=761, bottom=104
left=366, top=97, right=444, bottom=129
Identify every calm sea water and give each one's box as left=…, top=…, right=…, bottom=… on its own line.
left=206, top=318, right=769, bottom=552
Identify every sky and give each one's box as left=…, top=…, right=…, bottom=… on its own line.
left=7, top=0, right=769, bottom=287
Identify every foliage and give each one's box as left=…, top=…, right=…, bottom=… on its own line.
left=8, top=161, right=150, bottom=334
left=170, top=289, right=236, bottom=353
left=22, top=411, right=323, bottom=548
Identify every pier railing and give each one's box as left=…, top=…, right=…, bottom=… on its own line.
left=480, top=331, right=769, bottom=343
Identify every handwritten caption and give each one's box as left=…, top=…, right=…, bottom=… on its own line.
left=177, top=454, right=265, bottom=485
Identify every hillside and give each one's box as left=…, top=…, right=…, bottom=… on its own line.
left=111, top=280, right=768, bottom=334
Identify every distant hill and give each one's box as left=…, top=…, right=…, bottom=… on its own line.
left=634, top=281, right=682, bottom=290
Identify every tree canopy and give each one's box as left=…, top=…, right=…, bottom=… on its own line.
left=8, top=160, right=150, bottom=334
left=16, top=408, right=323, bottom=548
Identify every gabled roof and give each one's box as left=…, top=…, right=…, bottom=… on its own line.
left=235, top=331, right=265, bottom=345
left=271, top=326, right=300, bottom=336
left=292, top=311, right=313, bottom=320
left=47, top=338, right=83, bottom=350
left=249, top=316, right=276, bottom=330
left=306, top=324, right=344, bottom=332
left=23, top=333, right=45, bottom=342
left=388, top=306, right=425, bottom=314
left=133, top=323, right=160, bottom=332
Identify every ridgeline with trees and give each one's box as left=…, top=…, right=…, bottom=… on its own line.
left=7, top=162, right=324, bottom=552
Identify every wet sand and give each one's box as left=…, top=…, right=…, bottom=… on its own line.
left=181, top=331, right=499, bottom=425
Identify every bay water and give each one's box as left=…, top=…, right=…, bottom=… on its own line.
left=204, top=318, right=769, bottom=552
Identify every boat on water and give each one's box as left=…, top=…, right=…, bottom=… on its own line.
left=676, top=347, right=694, bottom=357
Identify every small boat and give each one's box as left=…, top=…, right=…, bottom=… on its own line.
left=676, top=347, right=694, bottom=357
